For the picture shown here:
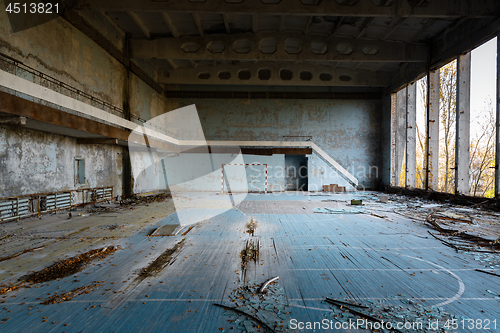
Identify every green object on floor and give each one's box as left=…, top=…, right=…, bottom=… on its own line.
left=351, top=199, right=362, bottom=205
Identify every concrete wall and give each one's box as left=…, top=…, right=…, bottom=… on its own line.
left=0, top=126, right=123, bottom=197
left=0, top=9, right=383, bottom=196
left=0, top=8, right=171, bottom=197
left=164, top=98, right=383, bottom=188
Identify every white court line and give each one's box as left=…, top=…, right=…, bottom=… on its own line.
left=395, top=253, right=466, bottom=307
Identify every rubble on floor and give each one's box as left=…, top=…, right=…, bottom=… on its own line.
left=324, top=295, right=456, bottom=333
left=221, top=279, right=290, bottom=333
left=313, top=207, right=365, bottom=214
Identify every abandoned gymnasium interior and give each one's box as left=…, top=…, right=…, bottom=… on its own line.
left=1, top=0, right=500, bottom=332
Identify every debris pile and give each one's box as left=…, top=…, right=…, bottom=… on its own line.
left=41, top=282, right=101, bottom=305
left=425, top=211, right=500, bottom=252
left=22, top=246, right=118, bottom=284
left=0, top=283, right=21, bottom=295
left=240, top=239, right=260, bottom=272
left=246, top=218, right=258, bottom=236
left=138, top=239, right=185, bottom=279
left=119, top=192, right=172, bottom=206
left=218, top=278, right=291, bottom=333
left=325, top=296, right=456, bottom=333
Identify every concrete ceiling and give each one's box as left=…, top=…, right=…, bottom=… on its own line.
left=74, top=0, right=500, bottom=89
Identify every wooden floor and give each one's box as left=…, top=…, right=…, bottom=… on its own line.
left=0, top=192, right=499, bottom=332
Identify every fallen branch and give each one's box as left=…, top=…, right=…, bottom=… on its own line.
left=213, top=303, right=276, bottom=333
left=324, top=298, right=368, bottom=309
left=427, top=231, right=459, bottom=252
left=324, top=298, right=403, bottom=333
left=469, top=200, right=489, bottom=208
left=475, top=269, right=500, bottom=278
left=433, top=214, right=473, bottom=224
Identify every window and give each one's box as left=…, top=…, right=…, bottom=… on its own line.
left=75, top=158, right=85, bottom=185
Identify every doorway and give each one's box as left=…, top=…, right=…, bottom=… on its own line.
left=285, top=155, right=308, bottom=191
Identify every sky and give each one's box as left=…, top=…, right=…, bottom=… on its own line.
left=470, top=37, right=497, bottom=137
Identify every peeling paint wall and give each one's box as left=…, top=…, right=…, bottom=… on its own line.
left=164, top=98, right=383, bottom=187
left=0, top=10, right=126, bottom=108
left=0, top=126, right=123, bottom=197
left=0, top=8, right=172, bottom=198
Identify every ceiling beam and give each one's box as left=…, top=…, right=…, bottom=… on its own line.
left=356, top=17, right=374, bottom=39
left=157, top=61, right=392, bottom=87
left=304, top=16, right=313, bottom=34
left=127, top=11, right=150, bottom=39
left=76, top=0, right=500, bottom=18
left=192, top=13, right=204, bottom=36
left=167, top=59, right=179, bottom=69
left=222, top=14, right=230, bottom=34
left=330, top=17, right=344, bottom=36
left=161, top=12, right=180, bottom=38
left=131, top=32, right=428, bottom=63
left=100, top=10, right=125, bottom=36
left=407, top=18, right=437, bottom=42
left=252, top=14, right=258, bottom=33
left=381, top=17, right=405, bottom=40
left=278, top=15, right=285, bottom=32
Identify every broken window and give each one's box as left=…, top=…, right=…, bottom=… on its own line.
left=469, top=37, right=497, bottom=197
left=438, top=59, right=457, bottom=193
left=75, top=158, right=85, bottom=185
left=416, top=75, right=427, bottom=189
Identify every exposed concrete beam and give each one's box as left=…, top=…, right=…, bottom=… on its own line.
left=330, top=17, right=343, bottom=36
left=431, top=18, right=500, bottom=70
left=127, top=11, right=150, bottom=39
left=0, top=116, right=27, bottom=125
left=166, top=59, right=178, bottom=69
left=356, top=17, right=374, bottom=39
left=100, top=10, right=125, bottom=36
left=405, top=83, right=417, bottom=188
left=77, top=138, right=119, bottom=145
left=158, top=62, right=391, bottom=86
left=222, top=14, right=230, bottom=34
left=496, top=34, right=500, bottom=198
left=382, top=17, right=405, bottom=40
left=75, top=0, right=500, bottom=18
left=131, top=33, right=428, bottom=63
left=304, top=16, right=313, bottom=34
left=161, top=13, right=180, bottom=38
left=408, top=18, right=436, bottom=43
left=395, top=87, right=407, bottom=186
left=455, top=52, right=471, bottom=195
left=426, top=70, right=440, bottom=191
left=192, top=13, right=204, bottom=36
left=278, top=15, right=285, bottom=32
left=387, top=18, right=500, bottom=94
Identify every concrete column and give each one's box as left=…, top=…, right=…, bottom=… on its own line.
left=496, top=35, right=500, bottom=198
left=455, top=53, right=471, bottom=195
left=426, top=70, right=440, bottom=191
left=395, top=87, right=407, bottom=186
left=406, top=83, right=417, bottom=188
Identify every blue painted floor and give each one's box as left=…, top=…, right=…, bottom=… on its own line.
left=0, top=192, right=499, bottom=332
